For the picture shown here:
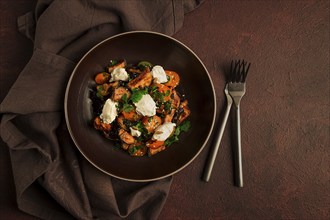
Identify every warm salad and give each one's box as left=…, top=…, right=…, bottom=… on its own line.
left=91, top=60, right=190, bottom=156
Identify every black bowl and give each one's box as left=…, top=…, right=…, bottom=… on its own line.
left=65, top=31, right=216, bottom=181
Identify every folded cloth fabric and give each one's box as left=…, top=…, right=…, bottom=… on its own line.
left=0, top=0, right=204, bottom=219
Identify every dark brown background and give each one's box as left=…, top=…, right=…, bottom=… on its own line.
left=1, top=0, right=329, bottom=219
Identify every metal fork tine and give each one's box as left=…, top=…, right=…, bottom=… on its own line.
left=235, top=60, right=241, bottom=82
left=229, top=60, right=250, bottom=82
left=239, top=60, right=245, bottom=82
left=232, top=60, right=238, bottom=82
left=235, top=59, right=251, bottom=83
left=229, top=60, right=234, bottom=82
left=243, top=62, right=251, bottom=82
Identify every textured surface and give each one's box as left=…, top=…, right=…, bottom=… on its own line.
left=1, top=0, right=329, bottom=219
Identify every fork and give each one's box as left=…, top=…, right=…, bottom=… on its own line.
left=228, top=60, right=250, bottom=187
left=203, top=83, right=233, bottom=182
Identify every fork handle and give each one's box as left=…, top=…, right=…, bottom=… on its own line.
left=203, top=99, right=232, bottom=182
left=234, top=105, right=244, bottom=187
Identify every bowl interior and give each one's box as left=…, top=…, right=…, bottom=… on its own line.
left=65, top=31, right=216, bottom=181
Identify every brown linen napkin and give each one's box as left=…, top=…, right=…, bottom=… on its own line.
left=0, top=0, right=204, bottom=219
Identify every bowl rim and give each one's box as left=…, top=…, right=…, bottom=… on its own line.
left=64, top=30, right=217, bottom=182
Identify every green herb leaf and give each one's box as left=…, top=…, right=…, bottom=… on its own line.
left=134, top=121, right=148, bottom=134
left=134, top=121, right=144, bottom=131
left=109, top=60, right=118, bottom=67
left=164, top=120, right=191, bottom=146
left=129, top=145, right=142, bottom=155
left=138, top=61, right=153, bottom=70
left=150, top=85, right=158, bottom=93
left=164, top=135, right=179, bottom=146
left=131, top=88, right=148, bottom=103
left=179, top=120, right=191, bottom=132
left=174, top=127, right=181, bottom=136
left=116, top=93, right=133, bottom=112
left=121, top=93, right=128, bottom=102
left=151, top=89, right=164, bottom=103
left=96, top=85, right=107, bottom=98
left=122, top=103, right=134, bottom=112
left=164, top=101, right=172, bottom=112
left=96, top=92, right=104, bottom=99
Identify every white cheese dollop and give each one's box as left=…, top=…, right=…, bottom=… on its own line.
left=152, top=122, right=176, bottom=141
left=109, top=67, right=129, bottom=82
left=151, top=65, right=168, bottom=83
left=100, top=99, right=118, bottom=124
left=134, top=94, right=156, bottom=116
left=130, top=127, right=141, bottom=137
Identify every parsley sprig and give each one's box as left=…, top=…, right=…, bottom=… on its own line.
left=165, top=120, right=191, bottom=146
left=117, top=94, right=134, bottom=112
left=131, top=88, right=148, bottom=103
left=128, top=145, right=143, bottom=155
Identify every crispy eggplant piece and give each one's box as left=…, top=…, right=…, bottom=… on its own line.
left=121, top=143, right=129, bottom=151
left=96, top=83, right=111, bottom=97
left=142, top=115, right=162, bottom=134
left=171, top=90, right=181, bottom=108
left=177, top=100, right=190, bottom=124
left=163, top=90, right=181, bottom=122
left=116, top=115, right=127, bottom=130
left=148, top=145, right=166, bottom=156
left=127, top=72, right=153, bottom=89
left=107, top=60, right=126, bottom=73
left=164, top=109, right=176, bottom=123
left=118, top=128, right=135, bottom=144
left=94, top=116, right=111, bottom=132
left=128, top=143, right=147, bottom=157
left=111, top=86, right=131, bottom=102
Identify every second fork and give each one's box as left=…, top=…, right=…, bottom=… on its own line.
left=228, top=60, right=250, bottom=187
